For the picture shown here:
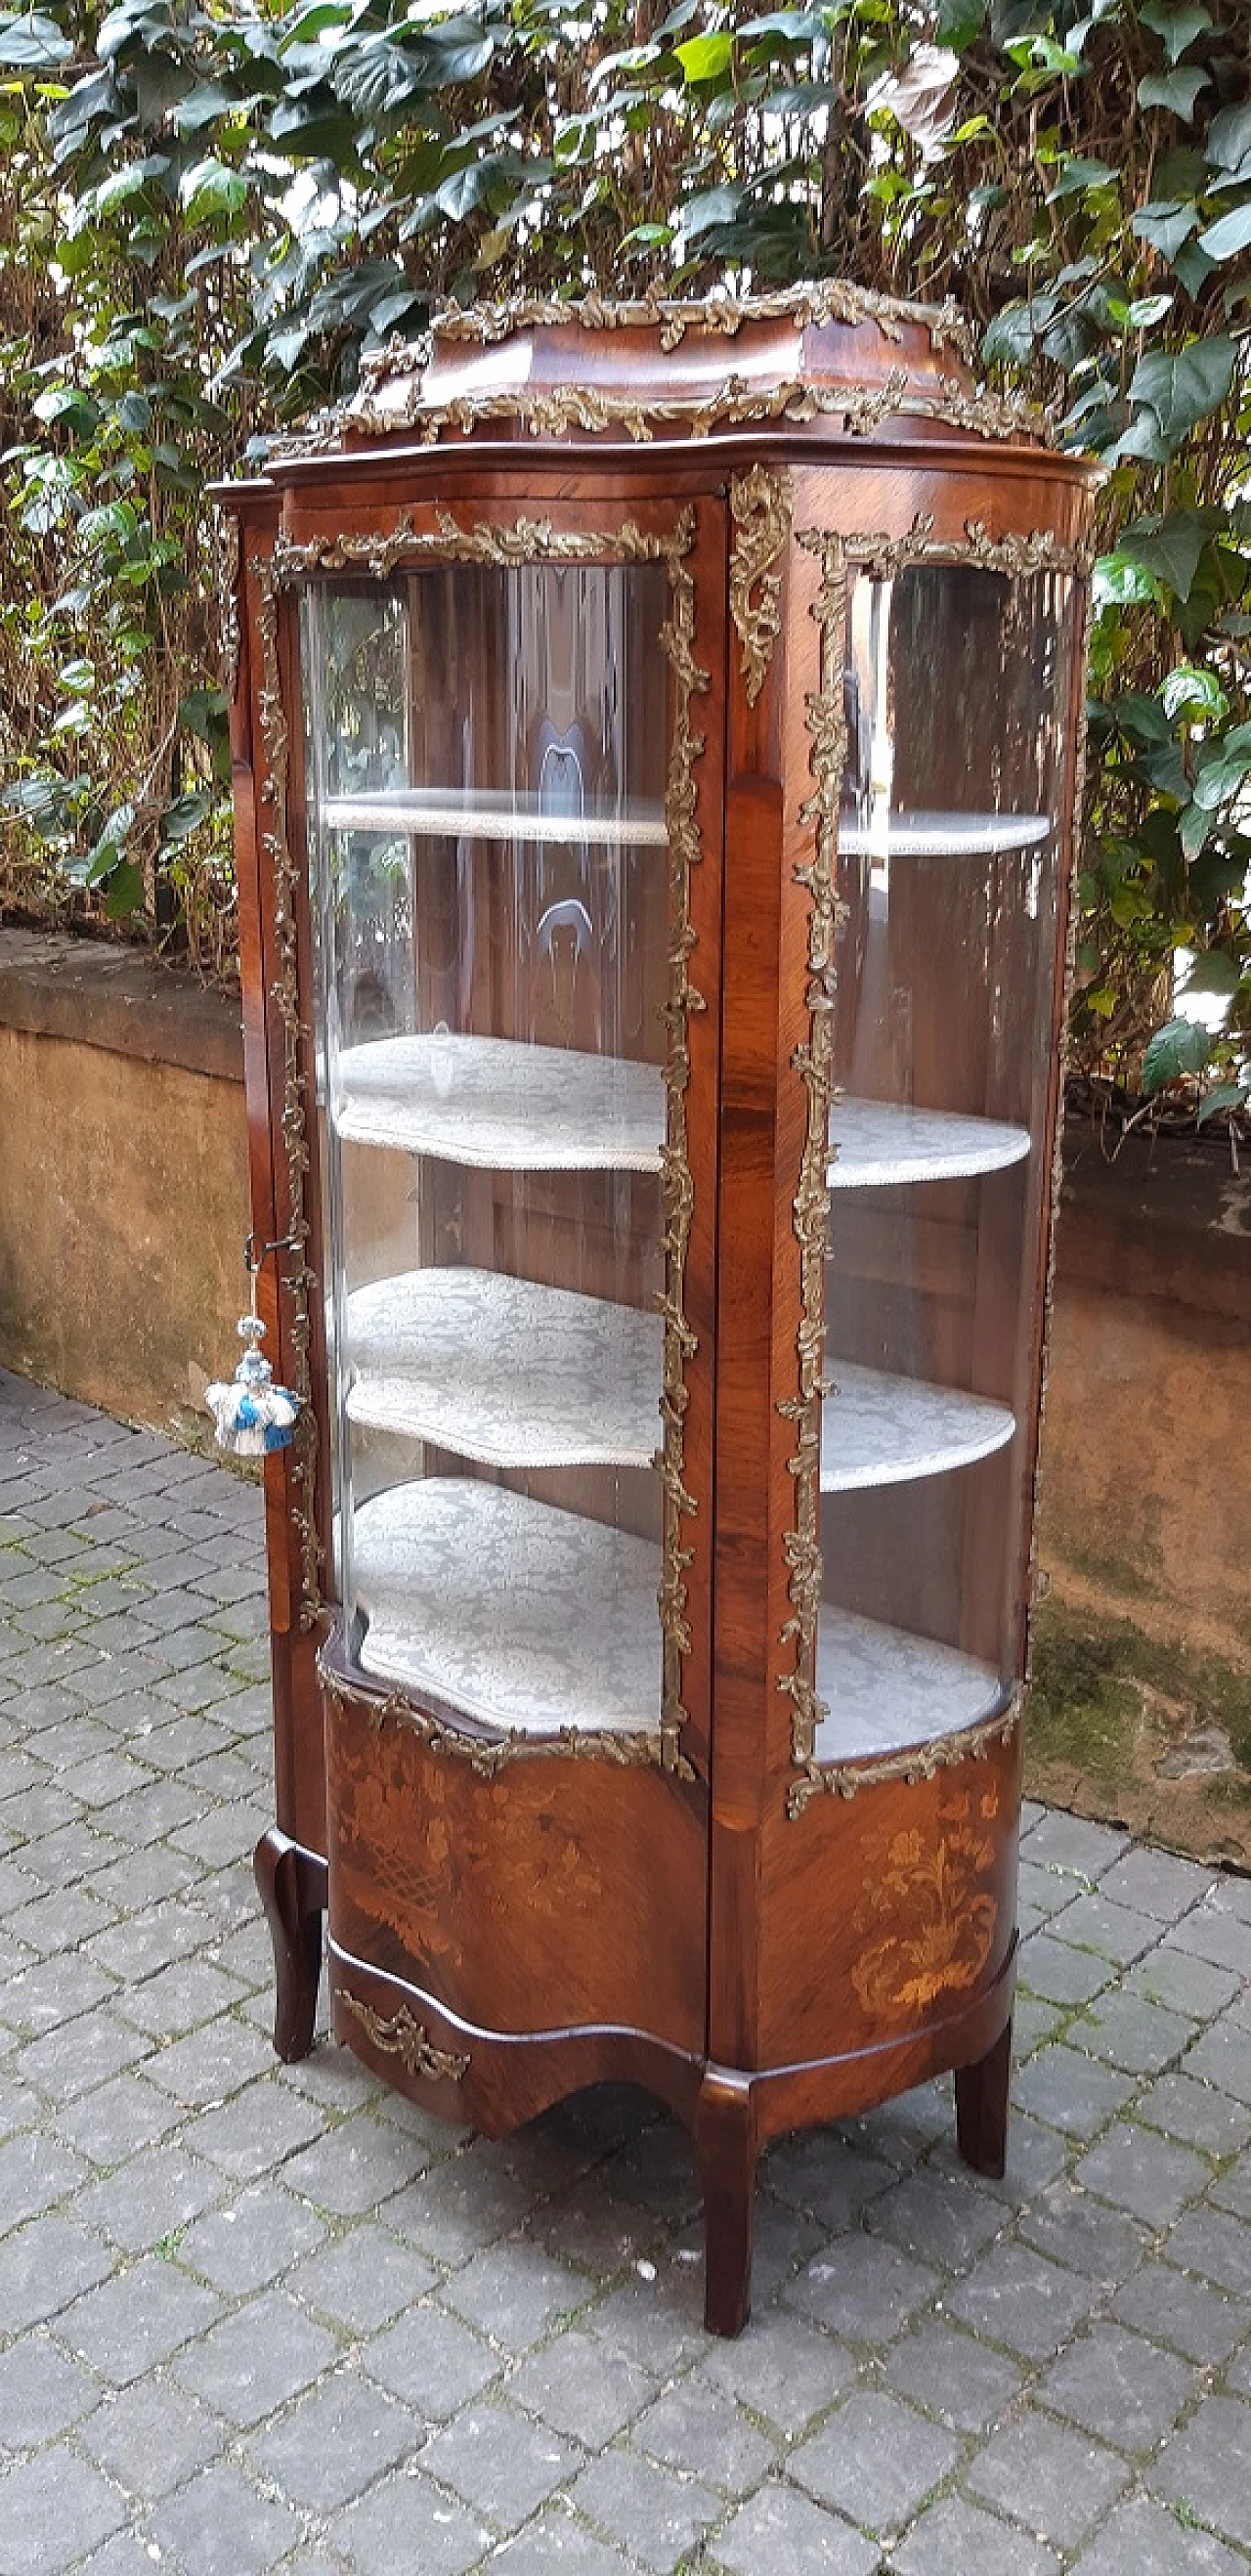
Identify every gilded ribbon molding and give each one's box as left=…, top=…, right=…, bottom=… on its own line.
left=337, top=1988, right=469, bottom=2082
left=280, top=369, right=1043, bottom=463
left=415, top=281, right=974, bottom=358
left=729, top=467, right=792, bottom=706
left=784, top=514, right=1091, bottom=1811
left=261, top=508, right=708, bottom=1768
left=321, top=1658, right=698, bottom=1782
left=787, top=1702, right=1020, bottom=1819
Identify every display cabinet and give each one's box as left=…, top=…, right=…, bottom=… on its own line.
left=217, top=286, right=1093, bottom=2335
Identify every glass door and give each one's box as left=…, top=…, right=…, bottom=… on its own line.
left=301, top=546, right=678, bottom=1745
left=813, top=558, right=1079, bottom=1764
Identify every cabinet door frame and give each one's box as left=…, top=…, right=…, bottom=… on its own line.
left=250, top=485, right=728, bottom=1784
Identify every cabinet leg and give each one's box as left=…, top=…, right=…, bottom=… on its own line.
left=955, top=2017, right=1013, bottom=2179
left=697, top=2070, right=757, bottom=2339
left=254, top=1828, right=326, bottom=2063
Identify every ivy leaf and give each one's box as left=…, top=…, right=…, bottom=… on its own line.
left=1127, top=337, right=1236, bottom=449
left=1197, top=1081, right=1249, bottom=1123
left=1207, top=102, right=1251, bottom=174
left=1118, top=509, right=1219, bottom=602
left=673, top=32, right=733, bottom=80
left=1142, top=1017, right=1212, bottom=1092
left=0, top=11, right=71, bottom=69
left=1197, top=202, right=1251, bottom=263
left=1140, top=0, right=1213, bottom=65
left=103, top=858, right=146, bottom=920
left=1130, top=199, right=1199, bottom=260
left=1137, top=66, right=1211, bottom=119
left=180, top=158, right=247, bottom=225
left=1184, top=948, right=1240, bottom=996
left=1161, top=664, right=1227, bottom=722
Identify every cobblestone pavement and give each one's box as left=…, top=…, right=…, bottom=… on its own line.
left=1, top=1366, right=1250, bottom=2576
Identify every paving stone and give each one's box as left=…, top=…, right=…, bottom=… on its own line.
left=0, top=2130, right=92, bottom=2233
left=632, top=2371, right=777, bottom=2496
left=864, top=2168, right=1008, bottom=2273
left=1163, top=2204, right=1251, bottom=2299
left=734, top=2187, right=826, bottom=2299
left=789, top=2388, right=957, bottom=2534
left=1027, top=1812, right=1132, bottom=1879
left=179, top=2176, right=325, bottom=2291
left=580, top=2271, right=706, bottom=2380
left=890, top=2493, right=1060, bottom=2576
left=141, top=2014, right=268, bottom=2108
left=1014, top=2044, right=1138, bottom=2139
left=1016, top=2181, right=1148, bottom=2287
left=361, top=2301, right=502, bottom=2419
left=883, top=2319, right=1023, bottom=2433
left=248, top=2364, right=417, bottom=2510
left=1074, top=1991, right=1197, bottom=2077
left=419, top=2397, right=582, bottom=2529
left=1099, top=1849, right=1218, bottom=1923
left=700, top=2303, right=856, bottom=2437
left=761, top=2131, right=896, bottom=2230
left=1210, top=2162, right=1251, bottom=2220
left=0, top=2443, right=126, bottom=2574
left=10, top=1881, right=116, bottom=1956
left=173, top=2287, right=338, bottom=2425
left=1014, top=1996, right=1065, bottom=2058
left=1041, top=2319, right=1198, bottom=2451
left=0, top=2213, right=113, bottom=2331
left=509, top=2329, right=657, bottom=2446
left=570, top=2444, right=724, bottom=2572
left=79, top=2370, right=224, bottom=2498
left=0, top=2335, right=101, bottom=2454
left=77, top=2140, right=226, bottom=2251
left=1182, top=2021, right=1251, bottom=2108
left=59, top=2249, right=222, bottom=2381
left=325, top=2467, right=494, bottom=2576
left=1050, top=1892, right=1163, bottom=1965
left=1166, top=1902, right=1251, bottom=1981
left=289, top=2220, right=437, bottom=2333
left=1069, top=2494, right=1246, bottom=2575
left=150, top=2462, right=301, bottom=2576
left=281, top=2109, right=434, bottom=2215
left=443, top=2238, right=593, bottom=2350
left=113, top=1955, right=247, bottom=2038
left=1147, top=2394, right=1251, bottom=2546
left=1076, top=2122, right=1212, bottom=2227
left=1110, top=2259, right=1250, bottom=2364
left=967, top=2406, right=1128, bottom=2545
left=715, top=2480, right=882, bottom=2575
left=1137, top=2073, right=1251, bottom=2158
left=930, top=2108, right=1070, bottom=2206
left=786, top=2230, right=941, bottom=2345
left=490, top=2507, right=635, bottom=2576
left=946, top=2238, right=1100, bottom=2359
left=184, top=2077, right=329, bottom=2180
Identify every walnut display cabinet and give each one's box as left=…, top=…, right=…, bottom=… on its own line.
left=217, top=286, right=1094, bottom=2336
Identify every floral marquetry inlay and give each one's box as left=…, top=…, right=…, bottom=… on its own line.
left=851, top=1797, right=1000, bottom=2016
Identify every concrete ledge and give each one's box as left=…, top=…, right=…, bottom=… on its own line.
left=0, top=929, right=244, bottom=1083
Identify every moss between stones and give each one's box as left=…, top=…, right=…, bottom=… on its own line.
left=1025, top=1597, right=1251, bottom=1868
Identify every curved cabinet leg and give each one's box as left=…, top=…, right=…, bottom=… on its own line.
left=697, top=2070, right=758, bottom=2339
left=955, top=2016, right=1012, bottom=2179
left=254, top=1828, right=327, bottom=2063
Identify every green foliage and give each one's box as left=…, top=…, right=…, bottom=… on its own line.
left=0, top=0, right=1247, bottom=1090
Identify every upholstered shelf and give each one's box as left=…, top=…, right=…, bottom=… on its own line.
left=828, top=1098, right=1031, bottom=1187
left=342, top=1268, right=661, bottom=1468
left=320, top=787, right=668, bottom=847
left=353, top=1480, right=660, bottom=1736
left=840, top=810, right=1051, bottom=858
left=821, top=1364, right=1014, bottom=1491
left=341, top=1267, right=1014, bottom=1489
left=335, top=1033, right=664, bottom=1171
left=336, top=1032, right=1032, bottom=1189
left=813, top=1605, right=1006, bottom=1763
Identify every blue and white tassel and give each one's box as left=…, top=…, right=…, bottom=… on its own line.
left=205, top=1252, right=300, bottom=1458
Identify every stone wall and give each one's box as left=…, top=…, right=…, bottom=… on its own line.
left=0, top=931, right=249, bottom=1432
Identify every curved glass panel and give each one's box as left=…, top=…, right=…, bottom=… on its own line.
left=815, top=562, right=1079, bottom=1765
left=302, top=561, right=672, bottom=1739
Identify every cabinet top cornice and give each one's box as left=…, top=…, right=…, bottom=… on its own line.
left=265, top=281, right=1070, bottom=469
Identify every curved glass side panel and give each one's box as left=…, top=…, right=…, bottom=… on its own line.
left=815, top=562, right=1078, bottom=1766
left=301, top=560, right=671, bottom=1740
